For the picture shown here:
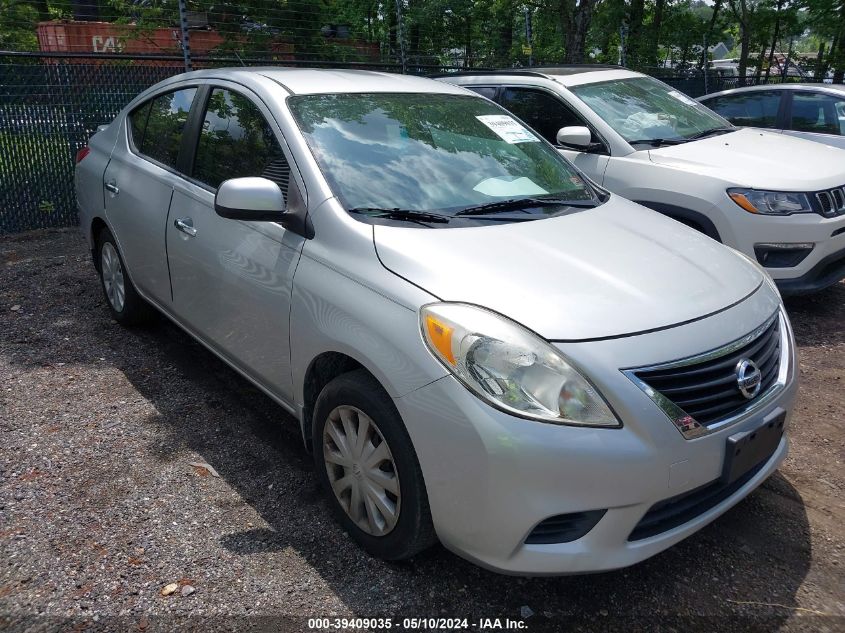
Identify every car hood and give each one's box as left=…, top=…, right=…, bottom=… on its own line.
left=373, top=198, right=763, bottom=341
left=648, top=128, right=845, bottom=189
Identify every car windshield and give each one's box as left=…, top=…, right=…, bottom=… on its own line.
left=287, top=93, right=596, bottom=216
left=569, top=76, right=732, bottom=145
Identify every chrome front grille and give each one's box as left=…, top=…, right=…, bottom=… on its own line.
left=816, top=187, right=845, bottom=217
left=626, top=312, right=787, bottom=439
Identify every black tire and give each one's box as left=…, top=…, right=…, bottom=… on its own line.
left=313, top=369, right=436, bottom=560
left=96, top=227, right=156, bottom=326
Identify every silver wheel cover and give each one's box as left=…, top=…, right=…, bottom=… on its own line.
left=323, top=405, right=401, bottom=536
left=100, top=242, right=126, bottom=313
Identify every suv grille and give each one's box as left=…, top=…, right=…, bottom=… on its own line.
left=633, top=316, right=781, bottom=427
left=815, top=186, right=845, bottom=217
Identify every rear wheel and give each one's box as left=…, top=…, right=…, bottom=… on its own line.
left=96, top=228, right=156, bottom=326
left=313, top=369, right=436, bottom=560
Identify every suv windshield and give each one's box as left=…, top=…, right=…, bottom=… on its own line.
left=288, top=93, right=596, bottom=217
left=569, top=77, right=732, bottom=146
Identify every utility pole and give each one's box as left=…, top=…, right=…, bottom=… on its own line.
left=619, top=24, right=628, bottom=67
left=177, top=0, right=192, bottom=72
left=395, top=0, right=407, bottom=74
left=781, top=36, right=794, bottom=80
left=524, top=8, right=534, bottom=67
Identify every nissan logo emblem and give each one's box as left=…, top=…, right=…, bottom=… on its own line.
left=735, top=358, right=762, bottom=400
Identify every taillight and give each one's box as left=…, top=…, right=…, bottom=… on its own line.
left=75, top=146, right=90, bottom=164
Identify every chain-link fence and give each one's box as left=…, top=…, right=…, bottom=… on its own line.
left=0, top=0, right=837, bottom=233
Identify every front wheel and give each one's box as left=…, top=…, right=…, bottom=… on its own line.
left=313, top=369, right=436, bottom=560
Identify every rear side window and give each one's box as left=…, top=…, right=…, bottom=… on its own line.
left=789, top=92, right=844, bottom=136
left=130, top=87, right=197, bottom=169
left=128, top=101, right=150, bottom=149
left=705, top=91, right=781, bottom=129
left=499, top=87, right=584, bottom=145
left=192, top=88, right=290, bottom=193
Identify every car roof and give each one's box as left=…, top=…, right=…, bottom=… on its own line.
left=701, top=83, right=845, bottom=100
left=436, top=65, right=644, bottom=87
left=161, top=67, right=470, bottom=96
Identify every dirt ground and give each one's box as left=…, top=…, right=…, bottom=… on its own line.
left=0, top=228, right=843, bottom=633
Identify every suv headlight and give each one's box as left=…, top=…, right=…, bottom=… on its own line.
left=420, top=303, right=620, bottom=426
left=728, top=188, right=813, bottom=215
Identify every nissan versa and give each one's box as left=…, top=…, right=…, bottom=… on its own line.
left=75, top=69, right=797, bottom=575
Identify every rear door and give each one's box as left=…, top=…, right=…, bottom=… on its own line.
left=496, top=86, right=610, bottom=183
left=165, top=83, right=306, bottom=402
left=103, top=86, right=198, bottom=305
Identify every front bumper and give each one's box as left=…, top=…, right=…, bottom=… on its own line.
left=395, top=287, right=797, bottom=575
left=775, top=246, right=845, bottom=295
left=716, top=201, right=845, bottom=287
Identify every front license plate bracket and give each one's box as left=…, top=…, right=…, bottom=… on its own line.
left=721, top=410, right=785, bottom=484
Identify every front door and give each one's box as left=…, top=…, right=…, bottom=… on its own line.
left=497, top=86, right=610, bottom=183
left=104, top=87, right=198, bottom=304
left=166, top=86, right=306, bottom=401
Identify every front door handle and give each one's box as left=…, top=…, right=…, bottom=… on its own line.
left=105, top=181, right=119, bottom=195
left=174, top=217, right=197, bottom=237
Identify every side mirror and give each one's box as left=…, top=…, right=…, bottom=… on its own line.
left=556, top=125, right=593, bottom=148
left=214, top=177, right=285, bottom=222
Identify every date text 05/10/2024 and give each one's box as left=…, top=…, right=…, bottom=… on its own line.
left=307, top=618, right=528, bottom=630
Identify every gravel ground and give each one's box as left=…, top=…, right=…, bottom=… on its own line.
left=0, top=228, right=843, bottom=633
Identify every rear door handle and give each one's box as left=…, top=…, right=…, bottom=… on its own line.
left=174, top=217, right=197, bottom=237
left=105, top=181, right=119, bottom=194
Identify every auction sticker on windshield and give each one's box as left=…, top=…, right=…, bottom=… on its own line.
left=667, top=90, right=699, bottom=106
left=476, top=115, right=540, bottom=144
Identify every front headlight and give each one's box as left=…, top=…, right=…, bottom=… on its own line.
left=420, top=303, right=620, bottom=427
left=727, top=188, right=813, bottom=215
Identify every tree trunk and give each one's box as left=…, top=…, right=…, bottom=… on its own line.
left=707, top=0, right=723, bottom=41
left=738, top=27, right=750, bottom=83
left=764, top=0, right=783, bottom=81
left=627, top=0, right=646, bottom=68
left=494, top=0, right=515, bottom=65
left=730, top=0, right=752, bottom=85
left=813, top=41, right=826, bottom=82
left=755, top=44, right=766, bottom=81
left=464, top=15, right=473, bottom=68
left=651, top=0, right=666, bottom=66
left=388, top=4, right=398, bottom=64
left=834, top=23, right=845, bottom=83
left=565, top=0, right=594, bottom=63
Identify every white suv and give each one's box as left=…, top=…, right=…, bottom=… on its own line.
left=440, top=66, right=845, bottom=294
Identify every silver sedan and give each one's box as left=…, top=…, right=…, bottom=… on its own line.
left=75, top=68, right=796, bottom=574
left=699, top=83, right=845, bottom=149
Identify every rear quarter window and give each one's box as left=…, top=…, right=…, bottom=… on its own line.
left=129, top=87, right=197, bottom=169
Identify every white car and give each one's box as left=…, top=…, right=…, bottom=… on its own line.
left=440, top=67, right=845, bottom=294
left=698, top=83, right=845, bottom=150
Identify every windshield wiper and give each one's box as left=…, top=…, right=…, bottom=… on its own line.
left=454, top=197, right=596, bottom=217
left=348, top=207, right=450, bottom=224
left=684, top=127, right=736, bottom=141
left=628, top=137, right=687, bottom=147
